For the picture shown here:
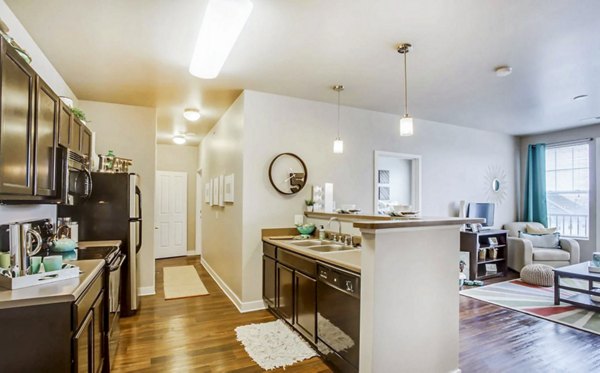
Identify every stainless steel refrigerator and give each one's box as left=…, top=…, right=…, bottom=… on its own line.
left=58, top=173, right=142, bottom=316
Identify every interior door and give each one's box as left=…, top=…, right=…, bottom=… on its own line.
left=155, top=171, right=187, bottom=258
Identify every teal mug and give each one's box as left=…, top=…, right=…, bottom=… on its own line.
left=30, top=256, right=42, bottom=274
left=43, top=255, right=63, bottom=272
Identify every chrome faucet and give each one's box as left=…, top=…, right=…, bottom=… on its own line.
left=327, top=218, right=342, bottom=241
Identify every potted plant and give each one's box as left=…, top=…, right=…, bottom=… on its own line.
left=71, top=107, right=88, bottom=124
left=305, top=199, right=315, bottom=212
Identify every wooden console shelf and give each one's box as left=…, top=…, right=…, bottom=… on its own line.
left=460, top=229, right=508, bottom=280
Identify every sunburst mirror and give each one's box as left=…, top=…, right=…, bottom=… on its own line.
left=484, top=165, right=507, bottom=204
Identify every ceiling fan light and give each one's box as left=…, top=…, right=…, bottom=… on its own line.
left=189, top=0, right=254, bottom=79
left=173, top=134, right=187, bottom=145
left=183, top=109, right=201, bottom=121
left=400, top=116, right=414, bottom=136
left=333, top=138, right=344, bottom=154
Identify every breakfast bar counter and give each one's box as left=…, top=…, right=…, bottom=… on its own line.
left=356, top=217, right=482, bottom=373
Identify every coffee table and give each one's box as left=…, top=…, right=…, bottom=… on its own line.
left=554, top=262, right=600, bottom=311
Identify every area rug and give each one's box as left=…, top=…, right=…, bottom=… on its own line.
left=235, top=320, right=317, bottom=370
left=163, top=265, right=209, bottom=300
left=461, top=278, right=600, bottom=335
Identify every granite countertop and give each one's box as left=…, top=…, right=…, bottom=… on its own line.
left=353, top=217, right=485, bottom=230
left=263, top=237, right=361, bottom=273
left=0, top=259, right=104, bottom=310
left=78, top=240, right=122, bottom=248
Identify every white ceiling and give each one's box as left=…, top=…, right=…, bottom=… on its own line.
left=6, top=0, right=600, bottom=142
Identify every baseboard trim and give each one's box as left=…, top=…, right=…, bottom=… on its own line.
left=200, top=257, right=266, bottom=313
left=138, top=286, right=155, bottom=296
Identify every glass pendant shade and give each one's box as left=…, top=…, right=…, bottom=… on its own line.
left=400, top=116, right=414, bottom=137
left=333, top=138, right=344, bottom=154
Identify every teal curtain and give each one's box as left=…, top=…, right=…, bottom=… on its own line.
left=524, top=143, right=548, bottom=226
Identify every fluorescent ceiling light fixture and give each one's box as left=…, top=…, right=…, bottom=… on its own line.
left=173, top=134, right=187, bottom=145
left=183, top=109, right=201, bottom=121
left=189, top=0, right=254, bottom=79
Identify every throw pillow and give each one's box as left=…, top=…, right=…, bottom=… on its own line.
left=519, top=231, right=560, bottom=249
left=526, top=224, right=557, bottom=235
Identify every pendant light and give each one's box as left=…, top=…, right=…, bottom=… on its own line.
left=333, top=85, right=344, bottom=154
left=397, top=43, right=413, bottom=136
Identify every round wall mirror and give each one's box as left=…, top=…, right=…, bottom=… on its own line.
left=492, top=178, right=501, bottom=192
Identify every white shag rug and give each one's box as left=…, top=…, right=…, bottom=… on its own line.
left=235, top=320, right=317, bottom=370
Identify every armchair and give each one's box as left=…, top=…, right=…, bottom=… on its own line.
left=503, top=222, right=580, bottom=272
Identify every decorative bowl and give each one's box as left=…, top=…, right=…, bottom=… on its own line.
left=296, top=224, right=316, bottom=235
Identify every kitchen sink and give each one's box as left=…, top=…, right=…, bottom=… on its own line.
left=289, top=240, right=333, bottom=247
left=286, top=240, right=356, bottom=252
left=305, top=244, right=356, bottom=252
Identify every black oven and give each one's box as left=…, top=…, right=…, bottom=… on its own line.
left=56, top=146, right=92, bottom=205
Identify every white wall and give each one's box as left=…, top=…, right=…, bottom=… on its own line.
left=239, top=90, right=518, bottom=303
left=0, top=0, right=76, bottom=226
left=157, top=144, right=198, bottom=253
left=200, top=94, right=245, bottom=301
left=520, top=122, right=600, bottom=261
left=80, top=100, right=157, bottom=294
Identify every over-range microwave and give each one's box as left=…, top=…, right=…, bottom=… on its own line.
left=56, top=146, right=92, bottom=205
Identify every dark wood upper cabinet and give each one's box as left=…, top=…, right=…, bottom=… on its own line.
left=81, top=125, right=92, bottom=160
left=34, top=77, right=58, bottom=197
left=71, top=117, right=82, bottom=153
left=58, top=101, right=71, bottom=148
left=0, top=38, right=36, bottom=196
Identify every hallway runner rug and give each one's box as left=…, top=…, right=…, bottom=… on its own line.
left=461, top=278, right=600, bottom=335
left=163, top=265, right=209, bottom=300
left=235, top=320, right=317, bottom=370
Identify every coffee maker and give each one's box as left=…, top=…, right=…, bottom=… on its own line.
left=0, top=220, right=49, bottom=277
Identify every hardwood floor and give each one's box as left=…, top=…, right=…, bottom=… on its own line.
left=112, top=256, right=330, bottom=372
left=460, top=270, right=600, bottom=372
left=113, top=257, right=600, bottom=372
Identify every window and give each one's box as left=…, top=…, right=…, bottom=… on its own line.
left=545, top=143, right=589, bottom=238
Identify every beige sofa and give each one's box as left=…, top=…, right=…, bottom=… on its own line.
left=503, top=222, right=580, bottom=272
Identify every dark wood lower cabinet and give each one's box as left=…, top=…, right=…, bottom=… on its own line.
left=263, top=255, right=276, bottom=308
left=0, top=268, right=105, bottom=373
left=263, top=242, right=318, bottom=343
left=73, top=311, right=93, bottom=373
left=294, top=271, right=316, bottom=342
left=276, top=262, right=294, bottom=324
left=92, top=291, right=105, bottom=373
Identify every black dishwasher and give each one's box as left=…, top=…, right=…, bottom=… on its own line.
left=316, top=263, right=360, bottom=373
